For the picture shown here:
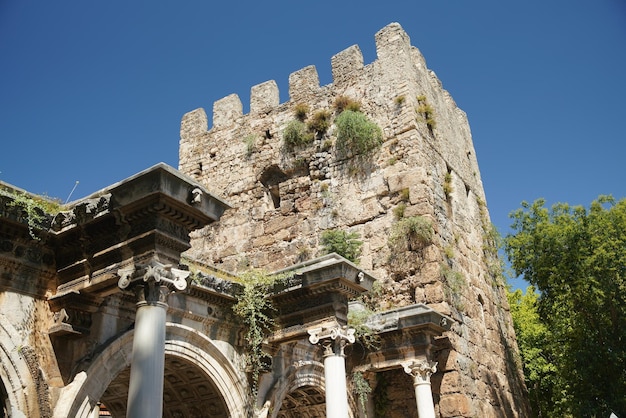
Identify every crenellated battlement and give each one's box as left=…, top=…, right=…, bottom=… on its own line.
left=181, top=22, right=418, bottom=133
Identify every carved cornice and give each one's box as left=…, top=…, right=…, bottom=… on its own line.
left=45, top=163, right=231, bottom=299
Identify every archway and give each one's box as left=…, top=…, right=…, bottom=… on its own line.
left=0, top=317, right=41, bottom=418
left=99, top=355, right=229, bottom=417
left=276, top=385, right=326, bottom=417
left=0, top=377, right=8, bottom=417
left=54, top=323, right=248, bottom=418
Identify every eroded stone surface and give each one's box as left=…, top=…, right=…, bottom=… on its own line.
left=180, top=22, right=528, bottom=417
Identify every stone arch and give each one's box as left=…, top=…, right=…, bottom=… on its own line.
left=267, top=360, right=355, bottom=418
left=0, top=316, right=40, bottom=418
left=53, top=322, right=248, bottom=418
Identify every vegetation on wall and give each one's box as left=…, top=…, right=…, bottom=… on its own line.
left=388, top=215, right=433, bottom=253
left=333, top=96, right=361, bottom=113
left=243, top=134, right=257, bottom=157
left=476, top=197, right=506, bottom=285
left=0, top=188, right=61, bottom=239
left=416, top=95, right=436, bottom=132
left=232, top=269, right=292, bottom=395
left=335, top=110, right=383, bottom=156
left=440, top=264, right=466, bottom=311
left=306, top=110, right=331, bottom=135
left=443, top=171, right=453, bottom=198
left=347, top=306, right=380, bottom=350
left=283, top=119, right=314, bottom=147
left=351, top=371, right=372, bottom=416
left=387, top=215, right=434, bottom=275
left=294, top=103, right=309, bottom=121
left=320, top=229, right=362, bottom=263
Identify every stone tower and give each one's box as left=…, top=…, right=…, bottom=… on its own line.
left=179, top=22, right=529, bottom=417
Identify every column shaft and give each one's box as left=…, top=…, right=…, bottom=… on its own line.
left=404, top=360, right=437, bottom=418
left=126, top=302, right=167, bottom=418
left=324, top=354, right=350, bottom=418
left=415, top=381, right=436, bottom=418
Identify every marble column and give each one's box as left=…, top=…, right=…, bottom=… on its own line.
left=403, top=359, right=438, bottom=418
left=308, top=326, right=355, bottom=418
left=118, top=261, right=189, bottom=418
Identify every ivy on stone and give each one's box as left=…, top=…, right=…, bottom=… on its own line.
left=232, top=269, right=292, bottom=396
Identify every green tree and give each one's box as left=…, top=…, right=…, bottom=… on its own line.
left=505, top=196, right=626, bottom=417
left=507, top=286, right=563, bottom=417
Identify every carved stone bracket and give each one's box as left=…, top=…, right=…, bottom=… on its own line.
left=308, top=326, right=355, bottom=357
left=403, top=359, right=438, bottom=385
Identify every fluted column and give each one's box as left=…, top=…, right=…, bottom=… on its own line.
left=308, top=326, right=355, bottom=418
left=403, top=359, right=438, bottom=418
left=118, top=261, right=189, bottom=418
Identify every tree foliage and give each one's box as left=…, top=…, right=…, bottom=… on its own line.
left=505, top=196, right=626, bottom=417
left=320, top=229, right=362, bottom=263
left=507, top=286, right=563, bottom=416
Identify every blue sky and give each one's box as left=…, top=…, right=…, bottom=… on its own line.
left=1, top=1, right=625, bottom=287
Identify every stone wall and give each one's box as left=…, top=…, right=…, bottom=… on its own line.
left=179, top=22, right=529, bottom=417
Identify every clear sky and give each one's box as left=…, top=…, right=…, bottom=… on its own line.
left=1, top=1, right=625, bottom=287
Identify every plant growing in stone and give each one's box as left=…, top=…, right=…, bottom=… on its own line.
left=333, top=96, right=361, bottom=113
left=393, top=203, right=406, bottom=220
left=335, top=110, right=383, bottom=156
left=283, top=119, right=314, bottom=147
left=306, top=109, right=331, bottom=135
left=416, top=95, right=436, bottom=131
left=232, top=269, right=292, bottom=395
left=441, top=264, right=466, bottom=311
left=443, top=172, right=453, bottom=198
left=0, top=188, right=62, bottom=239
left=351, top=371, right=372, bottom=415
left=243, top=134, right=257, bottom=157
left=320, top=229, right=362, bottom=263
left=294, top=103, right=309, bottom=121
left=388, top=215, right=433, bottom=253
left=348, top=306, right=380, bottom=350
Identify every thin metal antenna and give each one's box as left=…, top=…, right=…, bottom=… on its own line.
left=65, top=181, right=79, bottom=204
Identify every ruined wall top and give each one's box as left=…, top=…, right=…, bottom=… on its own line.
left=182, top=23, right=421, bottom=131
left=180, top=22, right=481, bottom=204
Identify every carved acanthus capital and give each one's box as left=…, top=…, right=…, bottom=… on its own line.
left=117, top=260, right=190, bottom=305
left=403, top=359, right=438, bottom=384
left=308, top=326, right=355, bottom=357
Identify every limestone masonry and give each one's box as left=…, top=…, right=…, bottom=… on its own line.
left=0, top=22, right=529, bottom=418
left=180, top=22, right=528, bottom=417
